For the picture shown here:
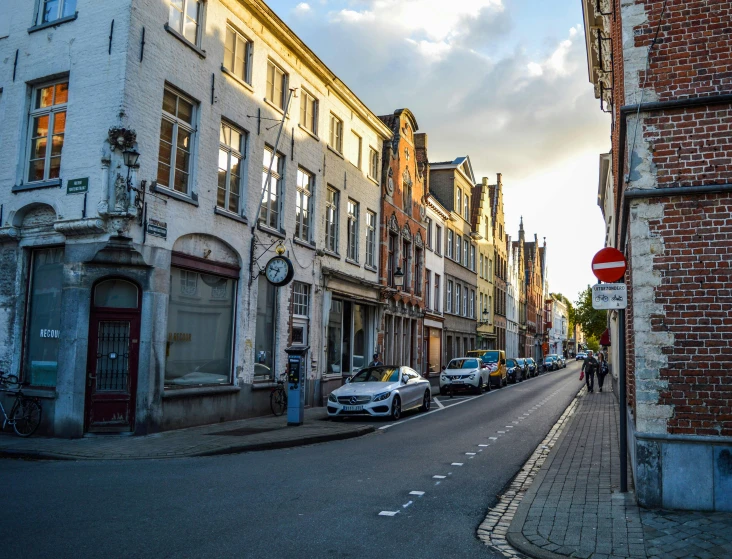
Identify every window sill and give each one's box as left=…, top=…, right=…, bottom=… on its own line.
left=12, top=178, right=62, bottom=193
left=12, top=387, right=57, bottom=399
left=251, top=381, right=277, bottom=390
left=152, top=183, right=199, bottom=206
left=28, top=12, right=78, bottom=34
left=298, top=124, right=319, bottom=142
left=164, top=23, right=206, bottom=58
left=220, top=65, right=254, bottom=93
left=257, top=223, right=286, bottom=239
left=345, top=258, right=360, bottom=268
left=368, top=175, right=379, bottom=186
left=327, top=145, right=344, bottom=159
left=293, top=238, right=316, bottom=251
left=364, top=264, right=378, bottom=273
left=162, top=384, right=240, bottom=399
left=215, top=206, right=248, bottom=224
left=264, top=98, right=286, bottom=116
left=323, top=249, right=341, bottom=260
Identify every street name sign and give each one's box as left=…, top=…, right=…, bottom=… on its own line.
left=67, top=177, right=89, bottom=194
left=592, top=283, right=627, bottom=310
left=591, top=247, right=627, bottom=282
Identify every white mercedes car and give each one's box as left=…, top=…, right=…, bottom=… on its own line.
left=327, top=366, right=432, bottom=420
left=440, top=357, right=490, bottom=394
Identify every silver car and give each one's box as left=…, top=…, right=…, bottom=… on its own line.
left=440, top=357, right=490, bottom=395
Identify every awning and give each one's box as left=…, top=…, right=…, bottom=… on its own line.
left=600, top=329, right=611, bottom=346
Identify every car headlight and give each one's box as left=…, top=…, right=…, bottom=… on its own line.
left=468, top=373, right=475, bottom=380
left=328, top=393, right=337, bottom=403
left=373, top=391, right=391, bottom=402
left=441, top=375, right=447, bottom=382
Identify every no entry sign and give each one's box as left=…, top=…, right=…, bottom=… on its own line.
left=591, top=247, right=627, bottom=283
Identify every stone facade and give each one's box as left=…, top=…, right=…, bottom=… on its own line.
left=472, top=179, right=496, bottom=349
left=489, top=175, right=508, bottom=353
left=583, top=0, right=732, bottom=510
left=424, top=194, right=449, bottom=377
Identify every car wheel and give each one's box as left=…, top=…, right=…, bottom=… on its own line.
left=420, top=390, right=431, bottom=412
left=391, top=396, right=402, bottom=420
left=474, top=379, right=482, bottom=395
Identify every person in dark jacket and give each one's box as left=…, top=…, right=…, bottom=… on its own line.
left=582, top=350, right=599, bottom=393
left=597, top=352, right=609, bottom=392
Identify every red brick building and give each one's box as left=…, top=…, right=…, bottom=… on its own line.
left=583, top=0, right=732, bottom=510
left=376, top=109, right=427, bottom=371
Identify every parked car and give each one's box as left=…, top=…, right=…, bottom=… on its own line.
left=576, top=352, right=587, bottom=360
left=516, top=358, right=530, bottom=380
left=543, top=355, right=558, bottom=371
left=440, top=357, right=490, bottom=395
left=555, top=355, right=567, bottom=368
left=506, top=358, right=525, bottom=384
left=525, top=357, right=538, bottom=377
left=327, top=366, right=431, bottom=420
left=466, top=349, right=507, bottom=388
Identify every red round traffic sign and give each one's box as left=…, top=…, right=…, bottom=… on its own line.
left=591, top=247, right=627, bottom=282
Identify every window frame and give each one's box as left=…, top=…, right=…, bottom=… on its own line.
left=347, top=198, right=359, bottom=262
left=223, top=23, right=253, bottom=85
left=266, top=59, right=288, bottom=111
left=25, top=78, right=69, bottom=185
left=365, top=210, right=377, bottom=269
left=292, top=281, right=310, bottom=318
left=325, top=186, right=339, bottom=253
left=426, top=218, right=432, bottom=249
left=435, top=225, right=442, bottom=256
left=299, top=88, right=318, bottom=135
left=260, top=146, right=284, bottom=230
left=157, top=85, right=198, bottom=195
left=446, top=280, right=453, bottom=314
left=350, top=131, right=363, bottom=169
left=167, top=0, right=204, bottom=47
left=425, top=270, right=431, bottom=309
left=35, top=0, right=77, bottom=26
left=447, top=230, right=453, bottom=259
left=295, top=167, right=314, bottom=242
left=369, top=147, right=379, bottom=181
left=434, top=274, right=440, bottom=313
left=217, top=120, right=247, bottom=215
left=329, top=113, right=344, bottom=154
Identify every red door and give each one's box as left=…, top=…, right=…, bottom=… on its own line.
left=84, top=279, right=141, bottom=433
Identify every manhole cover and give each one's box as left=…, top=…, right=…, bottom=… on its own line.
left=209, top=426, right=281, bottom=436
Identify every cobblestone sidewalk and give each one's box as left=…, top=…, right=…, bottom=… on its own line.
left=481, top=386, right=732, bottom=559
left=0, top=407, right=374, bottom=460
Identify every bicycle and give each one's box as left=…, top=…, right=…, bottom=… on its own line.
left=0, top=372, right=42, bottom=437
left=270, top=372, right=288, bottom=416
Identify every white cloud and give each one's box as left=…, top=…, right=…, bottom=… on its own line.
left=294, top=2, right=311, bottom=13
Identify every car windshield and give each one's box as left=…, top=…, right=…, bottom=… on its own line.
left=517, top=359, right=525, bottom=365
left=506, top=359, right=518, bottom=367
left=480, top=351, right=499, bottom=364
left=447, top=359, right=479, bottom=370
left=545, top=356, right=555, bottom=361
left=350, top=367, right=400, bottom=383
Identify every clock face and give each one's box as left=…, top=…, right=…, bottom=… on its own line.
left=265, top=257, right=291, bottom=285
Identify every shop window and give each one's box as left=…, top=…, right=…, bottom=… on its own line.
left=165, top=267, right=236, bottom=387
left=326, top=299, right=372, bottom=376
left=255, top=274, right=276, bottom=380
left=23, top=248, right=64, bottom=387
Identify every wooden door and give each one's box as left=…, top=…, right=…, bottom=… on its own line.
left=84, top=279, right=141, bottom=433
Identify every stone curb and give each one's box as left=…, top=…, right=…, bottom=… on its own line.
left=0, top=425, right=376, bottom=461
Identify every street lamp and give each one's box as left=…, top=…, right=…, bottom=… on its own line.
left=393, top=267, right=404, bottom=291
left=482, top=308, right=489, bottom=324
left=123, top=148, right=140, bottom=169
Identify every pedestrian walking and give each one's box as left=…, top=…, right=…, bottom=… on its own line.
left=582, top=350, right=599, bottom=393
left=597, top=351, right=609, bottom=392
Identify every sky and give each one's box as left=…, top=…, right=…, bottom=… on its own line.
left=267, top=0, right=611, bottom=304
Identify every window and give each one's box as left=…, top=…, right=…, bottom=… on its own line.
left=350, top=132, right=362, bottom=169
left=470, top=245, right=476, bottom=272
left=456, top=188, right=462, bottom=214
left=325, top=187, right=339, bottom=253
left=295, top=168, right=313, bottom=242
left=26, top=80, right=68, bottom=183
left=329, top=113, right=343, bottom=153
left=217, top=121, right=246, bottom=214
left=369, top=147, right=379, bottom=181
left=480, top=254, right=484, bottom=278
left=157, top=87, right=197, bottom=194
left=366, top=211, right=377, bottom=268
left=463, top=239, right=469, bottom=268
left=255, top=275, right=276, bottom=380
left=224, top=25, right=252, bottom=84
left=425, top=218, right=433, bottom=249
left=36, top=0, right=76, bottom=25
left=415, top=247, right=423, bottom=296
left=292, top=282, right=310, bottom=317
left=464, top=194, right=470, bottom=221
left=455, top=284, right=461, bottom=316
left=403, top=240, right=412, bottom=292
left=260, top=147, right=284, bottom=229
left=455, top=234, right=462, bottom=264
left=300, top=89, right=318, bottom=134
left=463, top=286, right=468, bottom=317
left=168, top=0, right=203, bottom=45
left=434, top=274, right=440, bottom=313
left=470, top=290, right=475, bottom=318
left=387, top=233, right=397, bottom=286
left=447, top=230, right=453, bottom=259
left=447, top=280, right=453, bottom=313
left=266, top=60, right=287, bottom=111
left=347, top=199, right=359, bottom=261
left=425, top=270, right=431, bottom=309
left=435, top=226, right=442, bottom=256
left=23, top=248, right=64, bottom=387
left=166, top=267, right=236, bottom=387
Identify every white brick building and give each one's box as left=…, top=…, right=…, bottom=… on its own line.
left=0, top=0, right=390, bottom=436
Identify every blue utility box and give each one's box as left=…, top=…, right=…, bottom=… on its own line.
left=285, top=345, right=309, bottom=426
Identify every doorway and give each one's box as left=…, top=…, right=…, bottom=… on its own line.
left=84, top=278, right=141, bottom=433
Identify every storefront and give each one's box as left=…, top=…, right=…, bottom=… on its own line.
left=424, top=318, right=443, bottom=375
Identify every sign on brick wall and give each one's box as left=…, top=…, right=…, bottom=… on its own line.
left=592, top=283, right=627, bottom=310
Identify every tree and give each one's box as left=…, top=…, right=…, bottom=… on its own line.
left=585, top=335, right=600, bottom=353
left=574, top=285, right=607, bottom=339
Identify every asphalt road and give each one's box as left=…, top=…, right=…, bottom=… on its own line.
left=1, top=361, right=584, bottom=559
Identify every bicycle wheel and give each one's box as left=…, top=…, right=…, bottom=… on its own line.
left=12, top=398, right=42, bottom=437
left=270, top=387, right=287, bottom=416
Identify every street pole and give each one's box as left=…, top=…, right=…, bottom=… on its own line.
left=619, top=307, right=628, bottom=493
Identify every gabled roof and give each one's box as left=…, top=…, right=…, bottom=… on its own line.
left=429, top=156, right=476, bottom=184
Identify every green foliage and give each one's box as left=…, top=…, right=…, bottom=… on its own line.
left=574, top=285, right=608, bottom=339
left=585, top=335, right=600, bottom=353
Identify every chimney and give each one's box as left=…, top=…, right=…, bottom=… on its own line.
left=414, top=132, right=427, bottom=151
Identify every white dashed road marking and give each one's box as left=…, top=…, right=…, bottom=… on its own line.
left=409, top=491, right=425, bottom=496
left=479, top=444, right=489, bottom=447
left=452, top=463, right=464, bottom=466
left=402, top=501, right=413, bottom=509
left=433, top=397, right=445, bottom=409
left=379, top=511, right=399, bottom=517
left=465, top=452, right=476, bottom=456
left=433, top=475, right=446, bottom=479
